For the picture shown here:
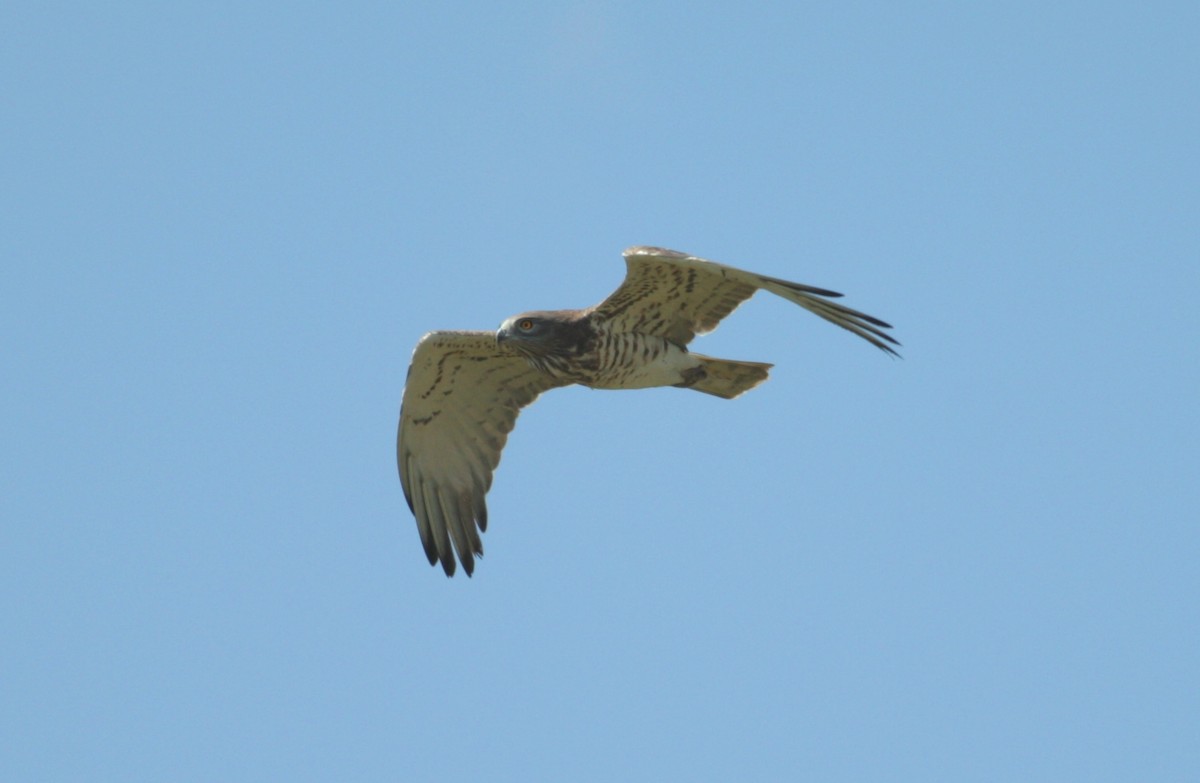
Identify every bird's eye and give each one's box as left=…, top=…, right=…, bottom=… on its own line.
left=519, top=319, right=534, bottom=330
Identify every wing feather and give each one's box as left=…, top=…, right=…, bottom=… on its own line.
left=589, top=246, right=900, bottom=355
left=397, top=331, right=567, bottom=576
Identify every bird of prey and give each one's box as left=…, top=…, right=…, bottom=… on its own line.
left=397, top=246, right=899, bottom=576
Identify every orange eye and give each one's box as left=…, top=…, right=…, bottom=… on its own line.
left=519, top=319, right=534, bottom=330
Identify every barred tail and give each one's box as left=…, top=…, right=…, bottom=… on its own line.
left=680, top=354, right=773, bottom=399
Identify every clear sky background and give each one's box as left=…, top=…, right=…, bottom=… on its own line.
left=3, top=2, right=1197, bottom=781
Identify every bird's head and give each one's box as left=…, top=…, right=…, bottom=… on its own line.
left=496, top=310, right=589, bottom=360
left=497, top=311, right=558, bottom=356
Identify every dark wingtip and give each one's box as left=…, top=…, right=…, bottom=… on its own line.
left=877, top=336, right=903, bottom=358
left=767, top=275, right=845, bottom=299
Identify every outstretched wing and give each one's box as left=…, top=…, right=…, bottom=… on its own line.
left=397, top=331, right=567, bottom=576
left=589, top=246, right=900, bottom=355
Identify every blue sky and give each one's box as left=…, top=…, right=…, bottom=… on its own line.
left=3, top=2, right=1197, bottom=780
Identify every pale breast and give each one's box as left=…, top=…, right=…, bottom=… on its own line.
left=584, top=332, right=701, bottom=390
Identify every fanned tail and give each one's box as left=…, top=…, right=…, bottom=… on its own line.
left=680, top=354, right=773, bottom=399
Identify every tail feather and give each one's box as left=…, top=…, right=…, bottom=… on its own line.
left=681, top=354, right=772, bottom=399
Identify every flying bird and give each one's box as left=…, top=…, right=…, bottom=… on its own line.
left=397, top=246, right=899, bottom=576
